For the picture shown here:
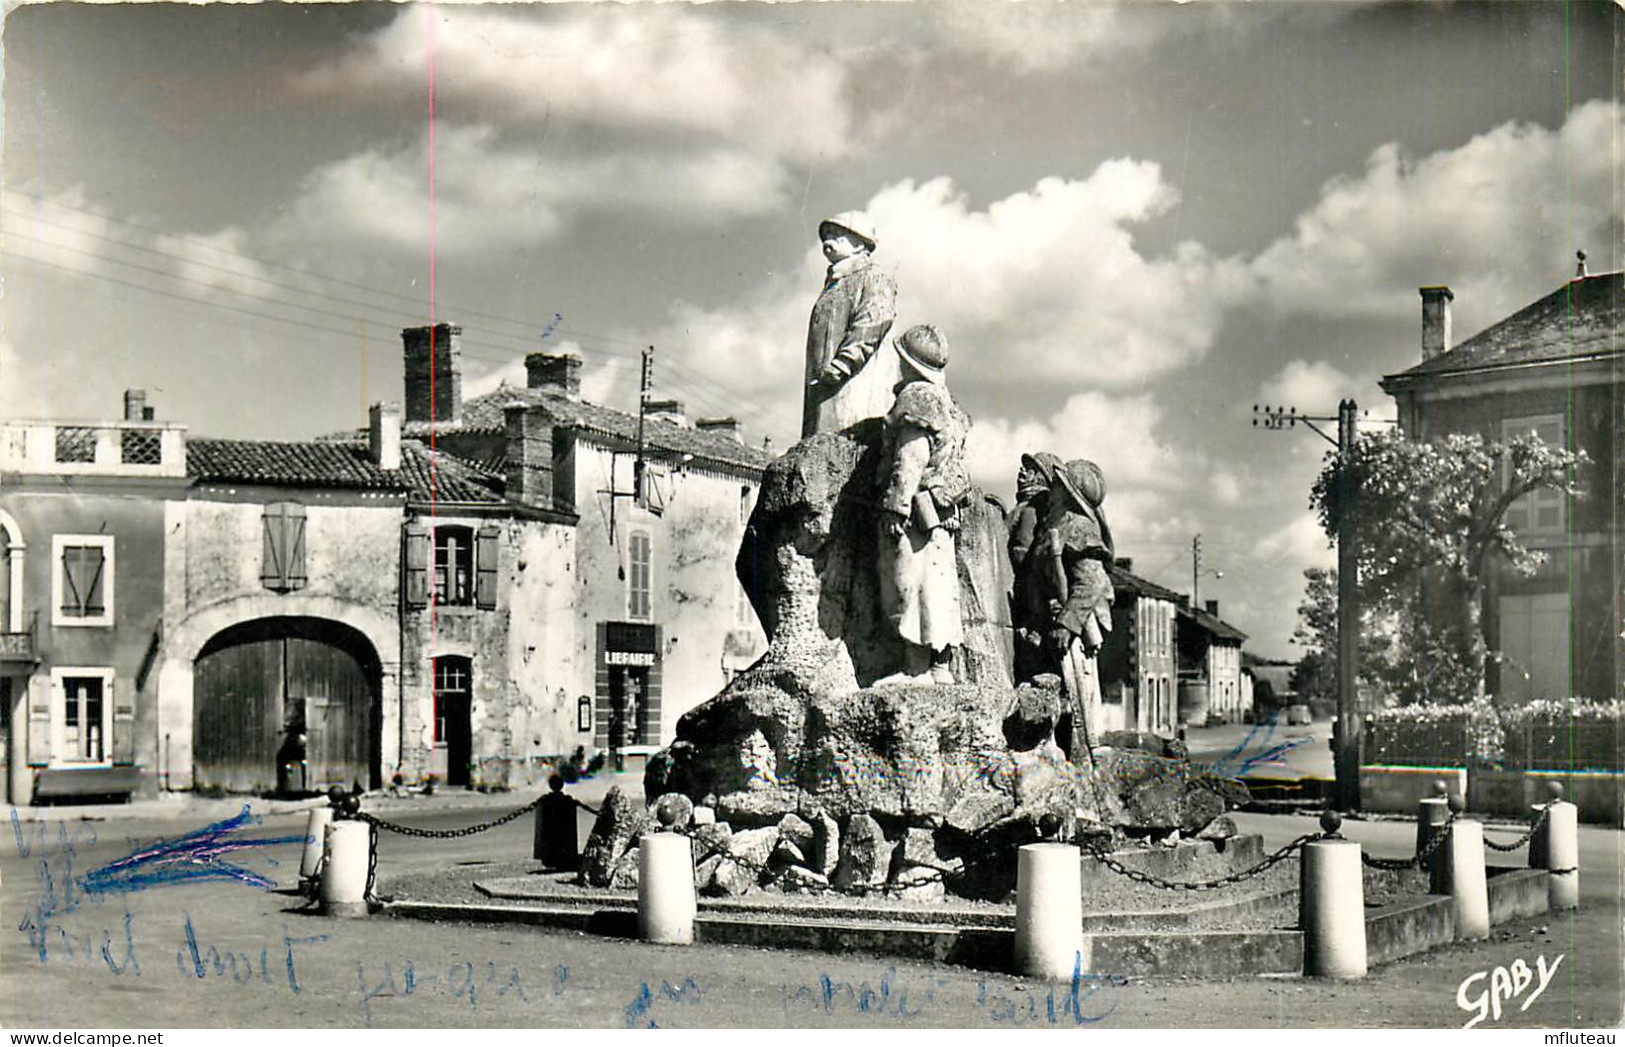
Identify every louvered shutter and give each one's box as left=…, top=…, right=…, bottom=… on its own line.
left=27, top=680, right=50, bottom=765
left=403, top=520, right=430, bottom=609
left=285, top=504, right=308, bottom=590
left=111, top=678, right=135, bottom=763
left=475, top=525, right=500, bottom=610
left=82, top=548, right=106, bottom=616
left=262, top=505, right=286, bottom=588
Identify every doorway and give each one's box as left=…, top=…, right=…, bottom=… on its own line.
left=433, top=656, right=473, bottom=787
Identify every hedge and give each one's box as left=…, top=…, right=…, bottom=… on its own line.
left=1365, top=699, right=1624, bottom=771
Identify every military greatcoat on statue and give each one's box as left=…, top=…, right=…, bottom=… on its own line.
left=802, top=235, right=898, bottom=438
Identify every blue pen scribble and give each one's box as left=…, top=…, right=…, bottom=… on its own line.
left=1202, top=716, right=1314, bottom=781
left=540, top=313, right=564, bottom=341
left=79, top=806, right=306, bottom=896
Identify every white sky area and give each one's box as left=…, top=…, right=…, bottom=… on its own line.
left=2, top=1, right=1618, bottom=658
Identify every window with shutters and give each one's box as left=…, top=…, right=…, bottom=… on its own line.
left=434, top=526, right=474, bottom=606
left=628, top=530, right=652, bottom=620
left=52, top=535, right=114, bottom=627
left=51, top=667, right=113, bottom=765
left=1502, top=415, right=1567, bottom=536
left=261, top=502, right=308, bottom=593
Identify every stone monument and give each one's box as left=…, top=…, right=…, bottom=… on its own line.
left=580, top=219, right=1246, bottom=901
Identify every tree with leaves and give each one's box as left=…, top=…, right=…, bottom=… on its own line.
left=1310, top=428, right=1586, bottom=702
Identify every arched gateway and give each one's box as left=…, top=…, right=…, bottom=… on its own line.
left=192, top=616, right=380, bottom=794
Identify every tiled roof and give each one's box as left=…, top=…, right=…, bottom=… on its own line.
left=1387, top=272, right=1623, bottom=381
left=188, top=439, right=508, bottom=504
left=399, top=384, right=772, bottom=474
left=1108, top=564, right=1184, bottom=604
left=1177, top=602, right=1248, bottom=643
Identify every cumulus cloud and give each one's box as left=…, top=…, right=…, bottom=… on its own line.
left=1251, top=100, right=1622, bottom=331
left=1252, top=511, right=1333, bottom=567
left=660, top=164, right=1253, bottom=431
left=294, top=6, right=855, bottom=164
left=1255, top=359, right=1357, bottom=414
left=273, top=122, right=791, bottom=259
left=2, top=186, right=119, bottom=279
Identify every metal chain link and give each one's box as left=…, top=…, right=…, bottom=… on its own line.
left=1081, top=831, right=1320, bottom=891
left=355, top=795, right=545, bottom=838
left=1361, top=810, right=1458, bottom=871
left=1484, top=801, right=1553, bottom=853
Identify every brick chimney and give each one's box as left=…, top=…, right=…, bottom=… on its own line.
left=1205, top=599, right=1219, bottom=617
left=503, top=403, right=553, bottom=508
left=645, top=399, right=687, bottom=427
left=525, top=351, right=581, bottom=399
left=123, top=389, right=147, bottom=421
left=695, top=417, right=742, bottom=442
left=402, top=323, right=463, bottom=424
left=368, top=402, right=402, bottom=471
left=1420, top=286, right=1453, bottom=361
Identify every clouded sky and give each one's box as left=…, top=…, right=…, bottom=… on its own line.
left=2, top=1, right=1618, bottom=658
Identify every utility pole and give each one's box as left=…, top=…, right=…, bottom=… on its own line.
left=1192, top=534, right=1202, bottom=606
left=1253, top=398, right=1363, bottom=811
left=601, top=345, right=656, bottom=544
left=1334, top=398, right=1361, bottom=813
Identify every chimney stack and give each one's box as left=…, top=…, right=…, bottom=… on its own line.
left=645, top=399, right=687, bottom=427
left=525, top=351, right=582, bottom=399
left=368, top=402, right=402, bottom=471
left=123, top=389, right=147, bottom=422
left=402, top=323, right=463, bottom=424
left=1114, top=556, right=1134, bottom=572
left=1576, top=250, right=1589, bottom=279
left=695, top=417, right=742, bottom=442
left=503, top=403, right=554, bottom=508
left=1420, top=286, right=1454, bottom=361
left=1205, top=599, right=1219, bottom=617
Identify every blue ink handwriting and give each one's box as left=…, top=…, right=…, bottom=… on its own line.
left=625, top=976, right=703, bottom=1028
left=81, top=806, right=306, bottom=896
left=781, top=966, right=938, bottom=1020
left=356, top=958, right=566, bottom=1026
left=175, top=912, right=329, bottom=995
left=975, top=955, right=1127, bottom=1026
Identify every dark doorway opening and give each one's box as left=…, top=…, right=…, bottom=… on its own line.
left=434, top=655, right=473, bottom=788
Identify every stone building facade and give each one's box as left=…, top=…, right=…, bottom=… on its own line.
left=0, top=395, right=184, bottom=803
left=1099, top=560, right=1180, bottom=735
left=391, top=325, right=770, bottom=752
left=1380, top=267, right=1621, bottom=701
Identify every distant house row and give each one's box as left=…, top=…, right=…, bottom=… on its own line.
left=0, top=326, right=769, bottom=803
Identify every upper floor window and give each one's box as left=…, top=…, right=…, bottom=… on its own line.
left=403, top=521, right=499, bottom=611
left=1502, top=415, right=1566, bottom=535
left=261, top=502, right=308, bottom=593
left=434, top=526, right=474, bottom=606
left=52, top=535, right=114, bottom=627
left=628, top=530, right=652, bottom=621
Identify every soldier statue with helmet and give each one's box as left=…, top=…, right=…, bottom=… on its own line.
left=802, top=211, right=899, bottom=438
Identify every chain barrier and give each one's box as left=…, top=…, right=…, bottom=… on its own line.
left=1081, top=831, right=1321, bottom=891
left=1483, top=801, right=1553, bottom=853
left=354, top=794, right=546, bottom=838
left=1360, top=810, right=1458, bottom=871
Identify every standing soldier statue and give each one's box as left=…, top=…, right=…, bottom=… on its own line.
left=1008, top=451, right=1065, bottom=684
left=1030, top=459, right=1116, bottom=763
left=802, top=211, right=898, bottom=438
left=877, top=324, right=972, bottom=683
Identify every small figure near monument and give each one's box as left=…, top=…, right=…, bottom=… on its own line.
left=802, top=211, right=898, bottom=438
left=534, top=773, right=589, bottom=871
left=1027, top=458, right=1115, bottom=761
left=876, top=324, right=972, bottom=683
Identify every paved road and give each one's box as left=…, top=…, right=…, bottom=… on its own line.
left=3, top=794, right=1619, bottom=1030
left=1183, top=718, right=1334, bottom=781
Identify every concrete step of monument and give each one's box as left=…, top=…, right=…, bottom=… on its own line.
left=469, top=876, right=1297, bottom=932
left=383, top=900, right=1304, bottom=979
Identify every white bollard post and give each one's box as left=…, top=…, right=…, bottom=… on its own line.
left=320, top=821, right=371, bottom=918
left=1013, top=843, right=1085, bottom=980
left=638, top=833, right=697, bottom=945
left=300, top=807, right=334, bottom=881
left=1532, top=800, right=1579, bottom=911
left=1299, top=814, right=1366, bottom=979
left=1442, top=819, right=1490, bottom=939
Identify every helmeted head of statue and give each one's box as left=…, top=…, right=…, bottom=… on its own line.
left=894, top=324, right=949, bottom=385
left=819, top=211, right=878, bottom=262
